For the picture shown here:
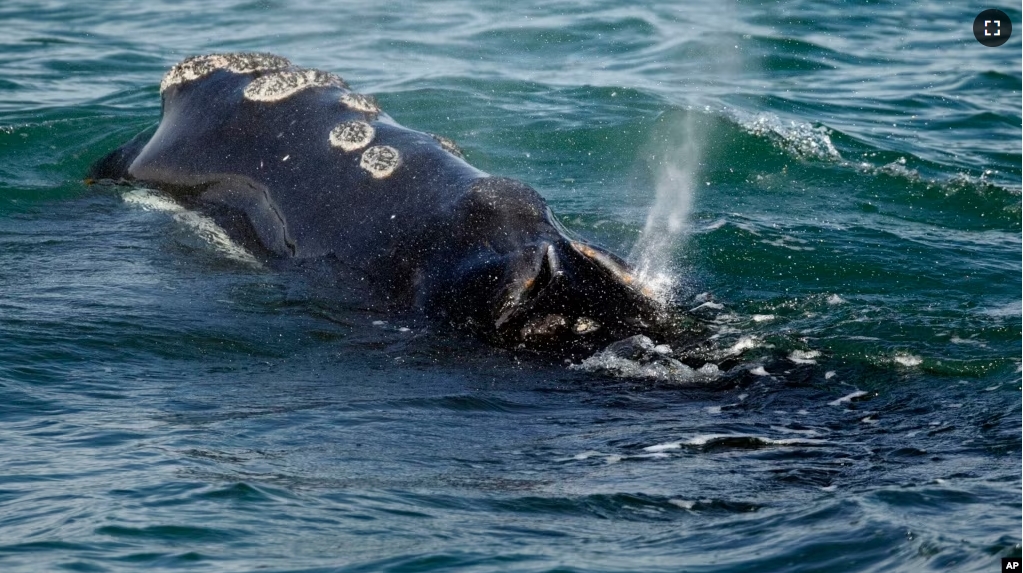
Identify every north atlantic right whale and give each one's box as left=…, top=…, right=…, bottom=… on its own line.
left=89, top=53, right=681, bottom=355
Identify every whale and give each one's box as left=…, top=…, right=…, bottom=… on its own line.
left=89, top=53, right=677, bottom=354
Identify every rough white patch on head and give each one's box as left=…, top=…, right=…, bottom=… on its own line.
left=160, top=53, right=291, bottom=94
left=360, top=145, right=401, bottom=179
left=431, top=134, right=465, bottom=158
left=244, top=69, right=347, bottom=102
left=329, top=121, right=375, bottom=152
left=573, top=317, right=600, bottom=335
left=340, top=92, right=380, bottom=114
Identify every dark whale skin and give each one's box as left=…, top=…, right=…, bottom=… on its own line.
left=89, top=53, right=676, bottom=354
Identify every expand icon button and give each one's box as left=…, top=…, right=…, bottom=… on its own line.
left=973, top=9, right=1012, bottom=47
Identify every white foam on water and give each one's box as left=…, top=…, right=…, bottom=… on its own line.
left=979, top=300, right=1021, bottom=317
left=750, top=366, right=770, bottom=376
left=827, top=294, right=846, bottom=305
left=828, top=390, right=867, bottom=406
left=770, top=437, right=827, bottom=445
left=949, top=336, right=986, bottom=347
left=634, top=452, right=670, bottom=460
left=728, top=97, right=1019, bottom=203
left=770, top=425, right=819, bottom=436
left=553, top=451, right=606, bottom=462
left=760, top=236, right=815, bottom=252
left=571, top=346, right=724, bottom=385
left=700, top=219, right=727, bottom=232
left=684, top=435, right=722, bottom=446
left=568, top=335, right=728, bottom=384
left=643, top=442, right=682, bottom=453
left=877, top=156, right=918, bottom=179
left=122, top=189, right=261, bottom=267
left=696, top=363, right=721, bottom=376
left=689, top=301, right=724, bottom=312
left=752, top=314, right=776, bottom=322
left=892, top=353, right=922, bottom=367
left=668, top=499, right=695, bottom=510
left=684, top=434, right=825, bottom=447
left=788, top=349, right=820, bottom=364
left=737, top=112, right=841, bottom=161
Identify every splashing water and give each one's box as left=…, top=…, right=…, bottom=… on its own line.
left=629, top=110, right=702, bottom=301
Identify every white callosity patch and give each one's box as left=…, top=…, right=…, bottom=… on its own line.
left=244, top=69, right=347, bottom=102
left=329, top=121, right=375, bottom=152
left=573, top=317, right=600, bottom=335
left=431, top=134, right=464, bottom=158
left=160, top=53, right=291, bottom=94
left=360, top=145, right=401, bottom=179
left=340, top=92, right=380, bottom=114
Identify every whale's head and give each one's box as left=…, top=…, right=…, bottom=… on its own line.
left=430, top=177, right=676, bottom=354
left=86, top=53, right=681, bottom=356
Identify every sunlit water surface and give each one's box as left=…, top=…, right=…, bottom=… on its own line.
left=0, top=1, right=1020, bottom=571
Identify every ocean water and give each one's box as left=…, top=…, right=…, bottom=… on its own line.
left=0, top=0, right=1020, bottom=571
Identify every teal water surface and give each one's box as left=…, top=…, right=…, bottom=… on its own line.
left=0, top=1, right=1020, bottom=571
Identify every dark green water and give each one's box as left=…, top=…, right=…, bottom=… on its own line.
left=0, top=1, right=1020, bottom=571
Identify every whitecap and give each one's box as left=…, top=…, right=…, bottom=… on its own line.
left=788, top=349, right=820, bottom=364
left=892, top=353, right=922, bottom=367
left=643, top=442, right=682, bottom=453
left=828, top=390, right=867, bottom=406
